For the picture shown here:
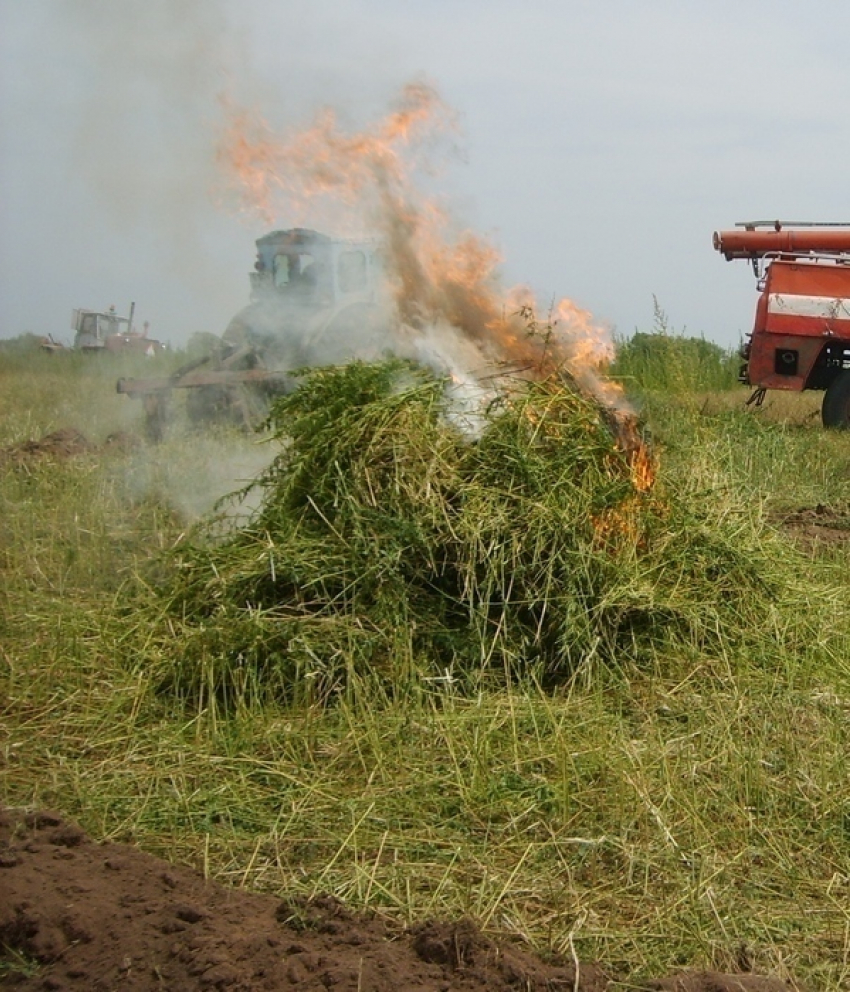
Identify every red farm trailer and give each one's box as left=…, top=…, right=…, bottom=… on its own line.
left=713, top=222, right=850, bottom=427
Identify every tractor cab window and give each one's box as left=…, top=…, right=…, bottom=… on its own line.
left=338, top=251, right=367, bottom=293
left=80, top=314, right=98, bottom=335
left=273, top=253, right=293, bottom=288
left=103, top=314, right=121, bottom=336
left=274, top=252, right=321, bottom=299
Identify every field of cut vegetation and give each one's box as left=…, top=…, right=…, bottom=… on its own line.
left=1, top=333, right=849, bottom=990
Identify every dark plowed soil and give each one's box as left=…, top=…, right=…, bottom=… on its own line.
left=0, top=428, right=139, bottom=466
left=0, top=809, right=796, bottom=992
left=1, top=428, right=94, bottom=462
left=771, top=503, right=850, bottom=550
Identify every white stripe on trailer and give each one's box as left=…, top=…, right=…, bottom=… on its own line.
left=768, top=294, right=850, bottom=320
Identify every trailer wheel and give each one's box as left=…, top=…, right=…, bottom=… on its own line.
left=822, top=371, right=850, bottom=429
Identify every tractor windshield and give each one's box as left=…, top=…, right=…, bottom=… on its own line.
left=274, top=251, right=318, bottom=289
left=99, top=314, right=123, bottom=337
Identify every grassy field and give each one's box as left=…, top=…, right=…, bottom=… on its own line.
left=1, top=338, right=849, bottom=990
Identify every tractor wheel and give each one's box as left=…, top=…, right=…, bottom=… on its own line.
left=821, top=370, right=850, bottom=428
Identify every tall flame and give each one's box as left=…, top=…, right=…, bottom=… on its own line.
left=218, top=83, right=653, bottom=489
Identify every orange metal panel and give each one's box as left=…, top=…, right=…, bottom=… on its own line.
left=746, top=334, right=825, bottom=390
left=760, top=261, right=850, bottom=339
left=766, top=260, right=850, bottom=296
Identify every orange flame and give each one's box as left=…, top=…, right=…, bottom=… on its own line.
left=218, top=82, right=655, bottom=489
left=218, top=85, right=613, bottom=368
left=630, top=441, right=656, bottom=493
left=218, top=82, right=452, bottom=227
left=591, top=438, right=657, bottom=550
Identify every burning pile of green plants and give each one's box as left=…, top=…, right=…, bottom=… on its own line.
left=147, top=360, right=802, bottom=706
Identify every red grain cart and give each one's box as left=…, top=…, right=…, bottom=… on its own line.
left=714, top=222, right=850, bottom=427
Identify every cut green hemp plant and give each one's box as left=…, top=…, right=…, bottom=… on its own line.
left=146, top=359, right=793, bottom=707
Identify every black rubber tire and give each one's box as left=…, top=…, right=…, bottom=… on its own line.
left=821, top=370, right=850, bottom=429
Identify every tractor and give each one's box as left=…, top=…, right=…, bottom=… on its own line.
left=713, top=221, right=850, bottom=427
left=73, top=304, right=164, bottom=355
left=117, top=228, right=389, bottom=439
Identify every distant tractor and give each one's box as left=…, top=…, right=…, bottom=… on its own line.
left=72, top=304, right=164, bottom=355
left=117, top=229, right=390, bottom=439
left=714, top=222, right=850, bottom=427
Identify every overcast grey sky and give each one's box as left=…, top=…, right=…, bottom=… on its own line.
left=1, top=0, right=849, bottom=349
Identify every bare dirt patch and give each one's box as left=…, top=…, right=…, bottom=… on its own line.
left=0, top=809, right=796, bottom=991
left=770, top=503, right=850, bottom=550
left=1, top=428, right=94, bottom=462
left=0, top=427, right=141, bottom=466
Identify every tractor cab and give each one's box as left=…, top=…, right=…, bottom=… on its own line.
left=118, top=228, right=391, bottom=440
left=249, top=228, right=381, bottom=310
left=223, top=228, right=388, bottom=365
left=72, top=307, right=129, bottom=351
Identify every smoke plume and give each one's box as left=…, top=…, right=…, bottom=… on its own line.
left=217, top=82, right=622, bottom=401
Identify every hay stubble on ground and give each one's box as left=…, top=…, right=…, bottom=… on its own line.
left=0, top=809, right=793, bottom=992
left=2, top=347, right=847, bottom=992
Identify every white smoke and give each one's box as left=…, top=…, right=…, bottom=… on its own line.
left=121, top=431, right=273, bottom=524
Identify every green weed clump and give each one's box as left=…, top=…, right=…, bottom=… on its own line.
left=148, top=360, right=806, bottom=708
left=611, top=302, right=740, bottom=395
